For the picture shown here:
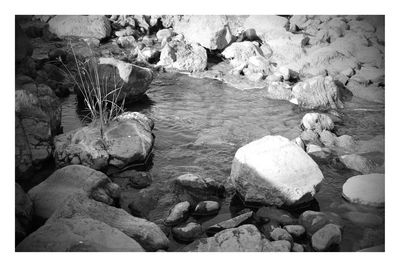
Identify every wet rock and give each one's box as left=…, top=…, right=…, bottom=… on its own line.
left=172, top=15, right=233, bottom=50
left=164, top=201, right=191, bottom=226
left=48, top=15, right=111, bottom=40
left=48, top=192, right=169, bottom=251
left=299, top=210, right=330, bottom=236
left=311, top=223, right=342, bottom=251
left=230, top=135, right=324, bottom=207
left=301, top=113, right=334, bottom=133
left=193, top=201, right=220, bottom=216
left=183, top=224, right=265, bottom=252
left=96, top=57, right=154, bottom=102
left=175, top=173, right=225, bottom=199
left=172, top=222, right=203, bottom=242
left=291, top=75, right=342, bottom=110
left=206, top=211, right=253, bottom=236
left=319, top=130, right=337, bottom=147
left=339, top=154, right=376, bottom=174
left=283, top=225, right=306, bottom=238
left=27, top=165, right=116, bottom=220
left=16, top=217, right=145, bottom=252
left=300, top=130, right=321, bottom=145
left=260, top=220, right=280, bottom=239
left=54, top=112, right=154, bottom=171
left=15, top=183, right=33, bottom=244
left=292, top=243, right=304, bottom=252
left=15, top=82, right=61, bottom=179
left=255, top=206, right=296, bottom=226
left=270, top=228, right=293, bottom=243
left=343, top=211, right=383, bottom=226
left=263, top=240, right=292, bottom=252
left=222, top=41, right=264, bottom=68
left=342, top=173, right=384, bottom=207
left=306, top=144, right=331, bottom=159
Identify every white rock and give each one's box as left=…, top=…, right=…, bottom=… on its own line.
left=342, top=173, right=384, bottom=207
left=230, top=135, right=324, bottom=206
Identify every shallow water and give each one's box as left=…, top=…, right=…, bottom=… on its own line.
left=60, top=72, right=385, bottom=251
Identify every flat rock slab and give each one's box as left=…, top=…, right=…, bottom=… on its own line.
left=342, top=173, right=384, bottom=207
left=230, top=135, right=324, bottom=207
left=16, top=217, right=144, bottom=252
left=28, top=165, right=111, bottom=220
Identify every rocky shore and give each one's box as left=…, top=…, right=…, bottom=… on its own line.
left=15, top=15, right=384, bottom=252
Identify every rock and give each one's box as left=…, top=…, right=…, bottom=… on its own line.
left=111, top=169, right=152, bottom=189
left=319, top=130, right=337, bottom=147
left=27, top=165, right=115, bottom=220
left=311, top=223, right=342, bottom=251
left=270, top=228, right=293, bottom=243
left=306, top=144, right=330, bottom=158
left=172, top=222, right=203, bottom=242
left=158, top=44, right=176, bottom=66
left=299, top=210, right=330, bottom=236
left=339, top=154, right=376, bottom=174
left=172, top=42, right=207, bottom=72
left=15, top=82, right=61, bottom=179
left=283, top=225, right=306, bottom=238
left=54, top=112, right=154, bottom=171
left=352, top=66, right=384, bottom=84
left=301, top=113, right=334, bottom=133
left=47, top=193, right=169, bottom=251
left=245, top=55, right=272, bottom=76
left=292, top=242, right=304, bottom=252
left=183, top=224, right=265, bottom=252
left=193, top=201, right=220, bottom=216
left=95, top=57, right=153, bottom=102
left=300, top=130, right=321, bottom=145
left=343, top=211, right=383, bottom=226
left=255, top=206, right=296, bottom=225
left=15, top=183, right=33, bottom=243
left=16, top=23, right=33, bottom=63
left=230, top=135, right=324, bottom=207
left=16, top=217, right=145, bottom=252
left=156, top=28, right=173, bottom=41
left=117, top=36, right=137, bottom=48
left=291, top=75, right=342, bottom=110
left=164, top=201, right=191, bottom=226
left=342, top=173, right=384, bottom=207
left=292, top=137, right=305, bottom=151
left=206, top=211, right=253, bottom=236
left=48, top=15, right=111, bottom=40
left=242, top=15, right=289, bottom=37
left=222, top=41, right=264, bottom=68
left=260, top=220, right=280, bottom=239
left=175, top=173, right=225, bottom=199
left=173, top=15, right=233, bottom=50
left=264, top=240, right=292, bottom=252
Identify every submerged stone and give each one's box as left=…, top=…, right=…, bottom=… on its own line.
left=342, top=173, right=384, bottom=207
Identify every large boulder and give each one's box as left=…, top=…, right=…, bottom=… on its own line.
left=27, top=165, right=116, bottom=220
left=230, top=135, right=324, bottom=207
left=48, top=15, right=111, bottom=40
left=15, top=79, right=61, bottom=180
left=94, top=57, right=153, bottom=103
left=342, top=173, right=384, bottom=207
left=48, top=193, right=169, bottom=251
left=291, top=75, right=342, bottom=110
left=16, top=217, right=144, bottom=252
left=54, top=112, right=154, bottom=171
left=15, top=183, right=33, bottom=243
left=158, top=41, right=207, bottom=72
left=172, top=15, right=234, bottom=50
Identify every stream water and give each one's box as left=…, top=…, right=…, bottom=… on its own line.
left=60, top=72, right=385, bottom=251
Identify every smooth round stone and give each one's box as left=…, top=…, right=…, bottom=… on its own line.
left=172, top=222, right=202, bottom=242
left=164, top=201, right=190, bottom=226
left=193, top=201, right=220, bottom=216
left=283, top=225, right=306, bottom=238
left=292, top=243, right=304, bottom=252
left=270, top=228, right=293, bottom=243
left=311, top=224, right=342, bottom=251
left=342, top=173, right=384, bottom=207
